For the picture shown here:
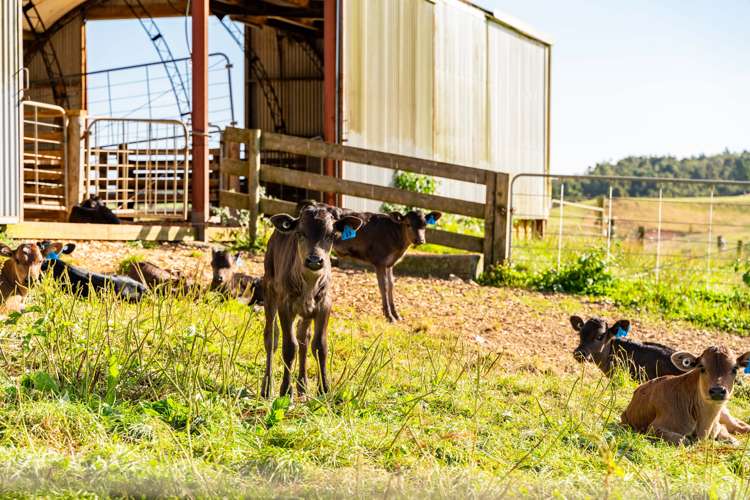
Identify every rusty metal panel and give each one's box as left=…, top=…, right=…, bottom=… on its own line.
left=28, top=15, right=84, bottom=109
left=0, top=0, right=23, bottom=223
left=488, top=20, right=549, bottom=219
left=341, top=0, right=435, bottom=211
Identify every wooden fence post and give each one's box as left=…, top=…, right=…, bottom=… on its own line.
left=247, top=128, right=262, bottom=243
left=65, top=109, right=85, bottom=210
left=483, top=173, right=497, bottom=268
left=492, top=172, right=511, bottom=265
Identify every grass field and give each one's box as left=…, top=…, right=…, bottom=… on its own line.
left=1, top=245, right=750, bottom=497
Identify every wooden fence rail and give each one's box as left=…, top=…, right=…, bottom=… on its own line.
left=219, top=127, right=509, bottom=268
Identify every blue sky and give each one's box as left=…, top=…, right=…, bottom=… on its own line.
left=87, top=1, right=750, bottom=174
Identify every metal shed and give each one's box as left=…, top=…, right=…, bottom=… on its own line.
left=0, top=0, right=23, bottom=224
left=340, top=0, right=552, bottom=221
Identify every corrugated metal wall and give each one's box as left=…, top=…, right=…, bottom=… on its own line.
left=341, top=0, right=550, bottom=218
left=487, top=19, right=549, bottom=219
left=342, top=0, right=434, bottom=209
left=0, top=0, right=22, bottom=223
left=27, top=16, right=84, bottom=109
left=249, top=25, right=323, bottom=137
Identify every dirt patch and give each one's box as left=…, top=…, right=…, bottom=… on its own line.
left=54, top=241, right=750, bottom=374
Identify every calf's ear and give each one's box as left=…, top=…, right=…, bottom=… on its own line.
left=270, top=214, right=299, bottom=233
left=42, top=242, right=63, bottom=257
left=569, top=315, right=584, bottom=332
left=607, top=319, right=630, bottom=338
left=0, top=244, right=12, bottom=257
left=671, top=351, right=699, bottom=372
left=389, top=212, right=405, bottom=223
left=62, top=243, right=76, bottom=254
left=335, top=215, right=364, bottom=233
left=426, top=211, right=442, bottom=224
left=737, top=352, right=750, bottom=371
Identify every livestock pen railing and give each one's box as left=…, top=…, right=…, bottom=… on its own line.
left=218, top=127, right=511, bottom=268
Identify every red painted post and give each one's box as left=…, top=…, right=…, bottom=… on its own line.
left=323, top=0, right=337, bottom=205
left=191, top=0, right=209, bottom=236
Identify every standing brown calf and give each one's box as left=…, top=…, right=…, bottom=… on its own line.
left=0, top=242, right=61, bottom=314
left=262, top=205, right=363, bottom=398
left=621, top=345, right=750, bottom=445
left=297, top=201, right=441, bottom=322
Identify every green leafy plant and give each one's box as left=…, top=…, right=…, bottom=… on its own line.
left=382, top=170, right=438, bottom=213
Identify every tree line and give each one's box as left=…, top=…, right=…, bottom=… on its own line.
left=556, top=151, right=750, bottom=200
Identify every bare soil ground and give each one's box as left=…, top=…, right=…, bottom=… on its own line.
left=65, top=241, right=750, bottom=374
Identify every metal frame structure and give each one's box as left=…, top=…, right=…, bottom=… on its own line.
left=84, top=117, right=190, bottom=220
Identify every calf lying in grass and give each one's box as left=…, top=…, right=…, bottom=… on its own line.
left=126, top=260, right=195, bottom=293
left=68, top=195, right=121, bottom=224
left=0, top=242, right=60, bottom=314
left=621, top=345, right=750, bottom=445
left=297, top=200, right=441, bottom=322
left=570, top=315, right=750, bottom=434
left=210, top=249, right=263, bottom=305
left=38, top=241, right=145, bottom=302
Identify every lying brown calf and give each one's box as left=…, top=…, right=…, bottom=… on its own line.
left=621, top=345, right=750, bottom=445
left=126, top=261, right=194, bottom=292
left=210, top=249, right=263, bottom=305
left=297, top=201, right=441, bottom=322
left=0, top=242, right=61, bottom=314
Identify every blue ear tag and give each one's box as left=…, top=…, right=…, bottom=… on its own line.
left=744, top=364, right=750, bottom=374
left=341, top=225, right=357, bottom=241
left=615, top=325, right=629, bottom=338
left=45, top=251, right=59, bottom=261
left=426, top=215, right=436, bottom=225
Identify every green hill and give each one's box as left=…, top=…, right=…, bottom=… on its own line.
left=558, top=151, right=750, bottom=200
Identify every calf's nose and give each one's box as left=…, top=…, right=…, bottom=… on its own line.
left=304, top=255, right=324, bottom=271
left=709, top=386, right=728, bottom=401
left=573, top=348, right=588, bottom=363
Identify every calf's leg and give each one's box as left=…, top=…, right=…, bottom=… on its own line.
left=278, top=308, right=298, bottom=397
left=720, top=408, right=750, bottom=434
left=261, top=300, right=278, bottom=398
left=375, top=266, right=395, bottom=322
left=649, top=417, right=690, bottom=445
left=296, top=318, right=313, bottom=396
left=386, top=267, right=402, bottom=321
left=312, top=307, right=331, bottom=394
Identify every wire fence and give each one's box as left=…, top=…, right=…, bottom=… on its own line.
left=509, top=174, right=750, bottom=291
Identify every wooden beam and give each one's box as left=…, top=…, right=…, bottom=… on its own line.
left=426, top=229, right=483, bottom=254
left=6, top=222, right=196, bottom=241
left=248, top=129, right=489, bottom=185
left=259, top=164, right=485, bottom=218
left=86, top=1, right=187, bottom=20
left=219, top=157, right=249, bottom=177
left=210, top=3, right=322, bottom=18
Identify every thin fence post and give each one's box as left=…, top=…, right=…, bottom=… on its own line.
left=606, top=185, right=613, bottom=259
left=493, top=172, right=511, bottom=265
left=706, top=187, right=714, bottom=286
left=557, top=182, right=565, bottom=271
left=483, top=173, right=497, bottom=270
left=655, top=188, right=663, bottom=283
left=247, top=129, right=262, bottom=244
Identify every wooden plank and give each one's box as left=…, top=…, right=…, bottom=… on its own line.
left=259, top=197, right=297, bottom=216
left=220, top=157, right=249, bottom=177
left=6, top=222, right=197, bottom=241
left=261, top=131, right=488, bottom=185
left=426, top=228, right=483, bottom=253
left=219, top=190, right=252, bottom=210
left=260, top=164, right=485, bottom=218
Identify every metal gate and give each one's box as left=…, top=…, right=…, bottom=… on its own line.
left=23, top=100, right=68, bottom=219
left=84, top=118, right=190, bottom=220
